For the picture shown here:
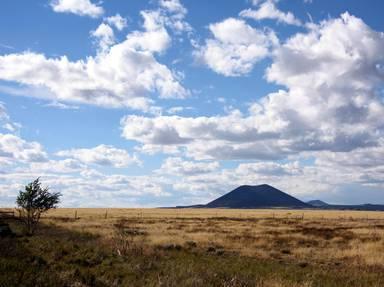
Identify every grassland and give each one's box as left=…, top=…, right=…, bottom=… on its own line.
left=1, top=208, right=384, bottom=286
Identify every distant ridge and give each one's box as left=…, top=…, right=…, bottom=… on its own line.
left=307, top=200, right=329, bottom=207
left=205, top=184, right=309, bottom=209
left=174, top=185, right=384, bottom=211
left=308, top=201, right=384, bottom=211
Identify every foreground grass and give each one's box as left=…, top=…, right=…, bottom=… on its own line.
left=1, top=209, right=384, bottom=286
left=42, top=208, right=384, bottom=267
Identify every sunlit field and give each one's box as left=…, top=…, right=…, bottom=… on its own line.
left=1, top=208, right=384, bottom=286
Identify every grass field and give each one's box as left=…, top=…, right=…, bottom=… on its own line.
left=1, top=208, right=384, bottom=286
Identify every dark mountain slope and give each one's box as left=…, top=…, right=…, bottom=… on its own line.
left=206, top=184, right=309, bottom=209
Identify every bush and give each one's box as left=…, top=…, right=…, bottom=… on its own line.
left=16, top=178, right=61, bottom=235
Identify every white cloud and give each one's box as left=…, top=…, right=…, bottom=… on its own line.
left=162, top=153, right=384, bottom=205
left=43, top=101, right=79, bottom=110
left=137, top=144, right=181, bottom=156
left=0, top=170, right=171, bottom=207
left=166, top=106, right=193, bottom=114
left=148, top=13, right=384, bottom=203
left=0, top=134, right=168, bottom=206
left=240, top=0, right=302, bottom=26
left=158, top=157, right=219, bottom=175
left=158, top=0, right=192, bottom=34
left=50, top=0, right=104, bottom=18
left=264, top=12, right=384, bottom=151
left=316, top=142, right=384, bottom=169
left=195, top=18, right=278, bottom=76
left=0, top=9, right=188, bottom=112
left=122, top=13, right=384, bottom=162
left=0, top=102, right=21, bottom=132
left=2, top=7, right=384, bottom=207
left=236, top=161, right=301, bottom=177
left=120, top=111, right=288, bottom=160
left=167, top=160, right=311, bottom=202
left=125, top=10, right=171, bottom=54
left=0, top=133, right=47, bottom=164
left=105, top=14, right=127, bottom=31
left=0, top=2, right=194, bottom=112
left=92, top=15, right=128, bottom=53
left=91, top=23, right=115, bottom=53
left=122, top=112, right=259, bottom=144
left=250, top=0, right=264, bottom=5
left=0, top=102, right=7, bottom=120
left=56, top=144, right=140, bottom=168
left=0, top=51, right=182, bottom=111
left=167, top=106, right=184, bottom=114
left=28, top=159, right=86, bottom=174
left=159, top=0, right=187, bottom=15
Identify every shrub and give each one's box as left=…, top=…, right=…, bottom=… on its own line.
left=16, top=178, right=61, bottom=235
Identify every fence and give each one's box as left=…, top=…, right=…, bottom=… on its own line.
left=0, top=210, right=15, bottom=219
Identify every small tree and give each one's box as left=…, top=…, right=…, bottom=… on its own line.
left=16, top=178, right=61, bottom=235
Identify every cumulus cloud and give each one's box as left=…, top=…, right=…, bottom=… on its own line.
left=105, top=14, right=127, bottom=31
left=186, top=141, right=287, bottom=161
left=56, top=144, right=140, bottom=168
left=125, top=10, right=172, bottom=54
left=316, top=142, right=384, bottom=169
left=0, top=133, right=47, bottom=164
left=2, top=7, right=384, bottom=206
left=120, top=111, right=289, bottom=160
left=158, top=157, right=219, bottom=175
left=164, top=153, right=384, bottom=205
left=158, top=0, right=192, bottom=34
left=240, top=0, right=302, bottom=26
left=0, top=51, right=185, bottom=111
left=0, top=102, right=21, bottom=132
left=166, top=160, right=313, bottom=203
left=0, top=135, right=168, bottom=206
left=122, top=13, right=384, bottom=162
left=28, top=159, right=86, bottom=174
left=265, top=12, right=384, bottom=151
left=91, top=15, right=128, bottom=53
left=91, top=23, right=115, bottom=53
left=236, top=161, right=301, bottom=177
left=0, top=9, right=188, bottom=112
left=145, top=13, right=384, bottom=203
left=0, top=170, right=171, bottom=207
left=195, top=18, right=278, bottom=76
left=167, top=106, right=185, bottom=114
left=50, top=0, right=104, bottom=18
left=159, top=0, right=187, bottom=15
left=121, top=109, right=278, bottom=141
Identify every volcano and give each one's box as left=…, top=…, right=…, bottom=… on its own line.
left=205, top=184, right=309, bottom=209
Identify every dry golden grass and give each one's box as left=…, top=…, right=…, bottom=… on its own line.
left=2, top=207, right=384, bottom=286
left=29, top=208, right=384, bottom=268
left=42, top=207, right=384, bottom=220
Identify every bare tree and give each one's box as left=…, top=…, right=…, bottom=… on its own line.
left=16, top=178, right=61, bottom=235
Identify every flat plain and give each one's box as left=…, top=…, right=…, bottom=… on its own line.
left=1, top=208, right=384, bottom=286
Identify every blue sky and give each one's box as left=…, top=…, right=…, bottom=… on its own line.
left=0, top=0, right=384, bottom=207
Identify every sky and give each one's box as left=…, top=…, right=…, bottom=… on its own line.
left=0, top=0, right=384, bottom=207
